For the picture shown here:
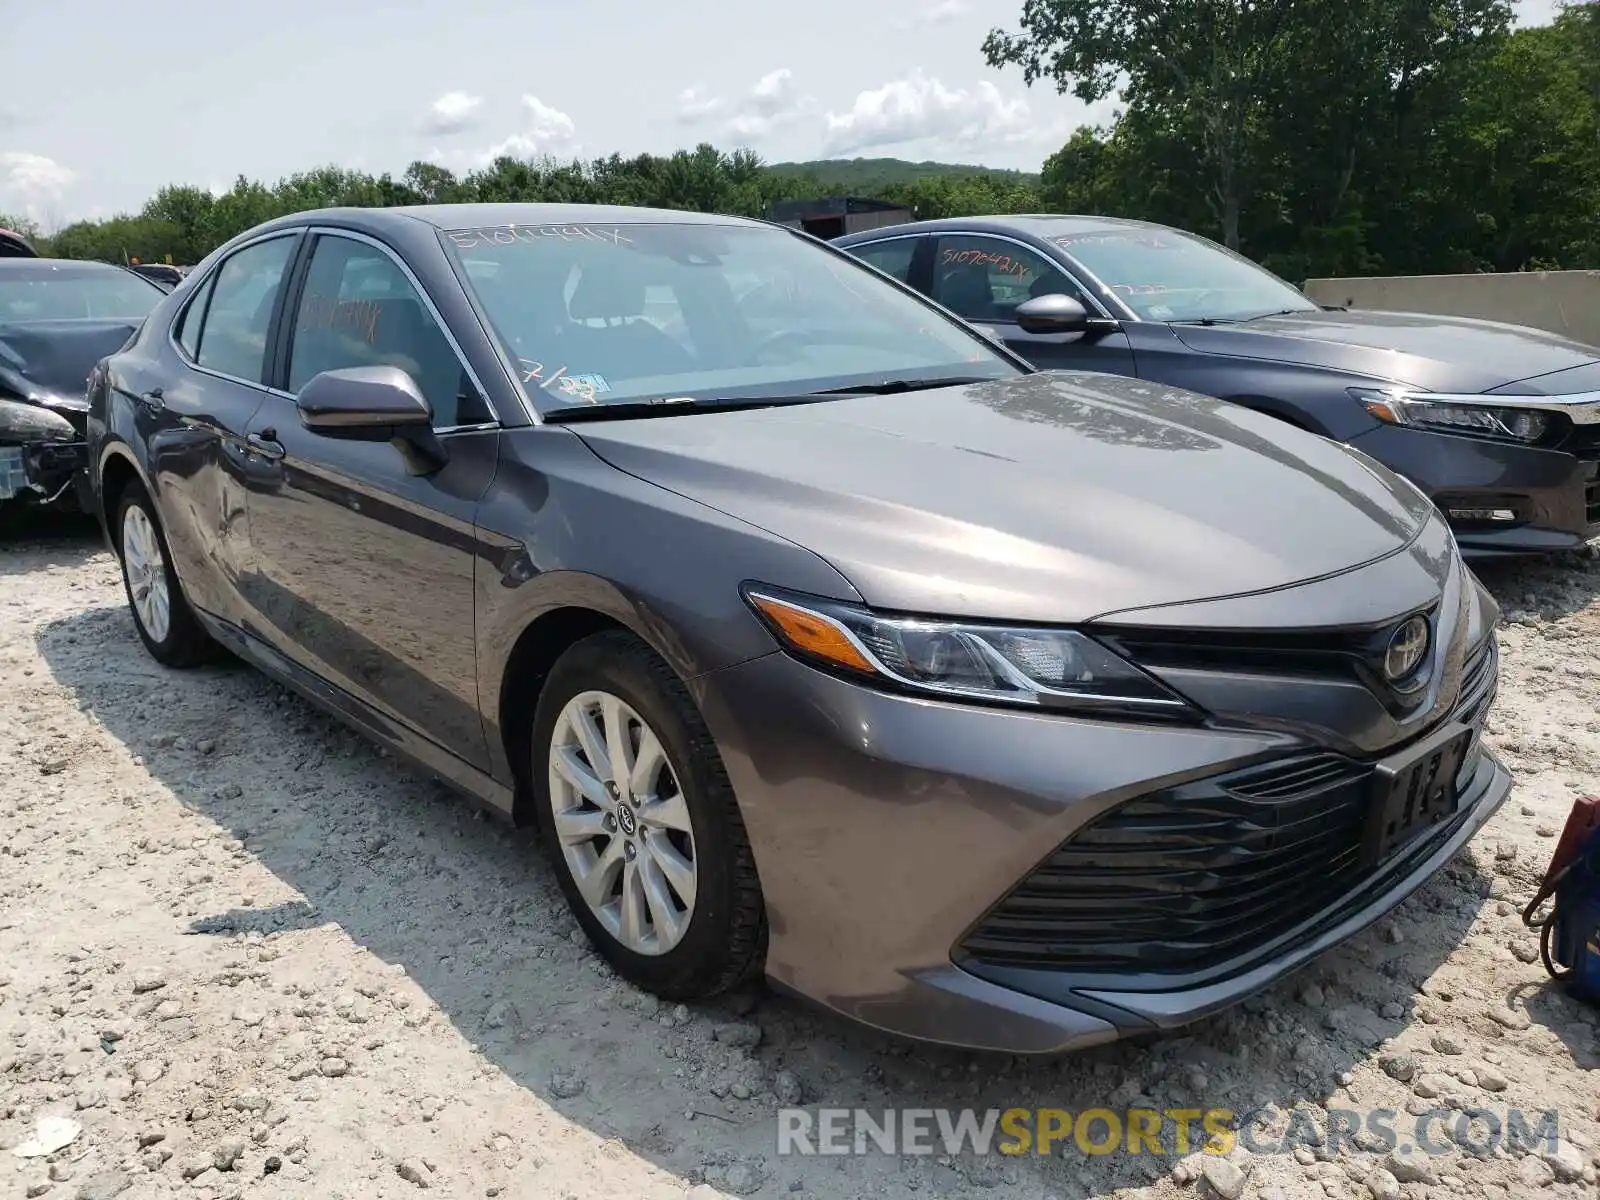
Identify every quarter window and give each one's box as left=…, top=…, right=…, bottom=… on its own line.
left=850, top=239, right=918, bottom=285
left=174, top=273, right=216, bottom=361
left=194, top=236, right=297, bottom=383
left=932, top=235, right=1082, bottom=324
left=287, top=235, right=487, bottom=428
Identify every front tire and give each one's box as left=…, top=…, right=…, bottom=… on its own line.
left=530, top=630, right=766, bottom=1000
left=115, top=483, right=212, bottom=668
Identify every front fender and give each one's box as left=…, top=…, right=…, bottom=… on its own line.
left=474, top=426, right=864, bottom=788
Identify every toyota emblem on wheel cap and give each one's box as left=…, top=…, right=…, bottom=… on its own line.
left=1384, top=615, right=1430, bottom=682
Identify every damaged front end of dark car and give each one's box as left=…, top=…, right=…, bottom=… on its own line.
left=0, top=392, right=88, bottom=509
left=0, top=258, right=168, bottom=517
left=0, top=324, right=135, bottom=513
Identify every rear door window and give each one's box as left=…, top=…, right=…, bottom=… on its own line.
left=849, top=239, right=919, bottom=285
left=194, top=236, right=298, bottom=383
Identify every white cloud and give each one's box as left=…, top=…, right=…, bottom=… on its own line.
left=474, top=94, right=580, bottom=165
left=823, top=72, right=1046, bottom=156
left=1, top=152, right=75, bottom=199
left=899, top=0, right=970, bottom=27
left=680, top=68, right=817, bottom=145
left=423, top=91, right=485, bottom=135
left=677, top=85, right=724, bottom=121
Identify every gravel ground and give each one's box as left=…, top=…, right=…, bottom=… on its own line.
left=2, top=521, right=1599, bottom=1200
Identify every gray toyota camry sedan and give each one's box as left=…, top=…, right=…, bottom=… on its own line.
left=85, top=204, right=1511, bottom=1053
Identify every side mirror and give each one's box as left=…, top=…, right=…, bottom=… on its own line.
left=1014, top=293, right=1093, bottom=334
left=295, top=365, right=447, bottom=475
left=296, top=365, right=433, bottom=433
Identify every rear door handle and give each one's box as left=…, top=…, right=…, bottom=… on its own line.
left=246, top=431, right=285, bottom=461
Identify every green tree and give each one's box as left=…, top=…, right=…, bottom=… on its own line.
left=985, top=0, right=1512, bottom=256
left=984, top=0, right=1315, bottom=249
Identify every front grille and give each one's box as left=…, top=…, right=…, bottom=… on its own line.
left=958, top=710, right=1488, bottom=977
left=1103, top=628, right=1375, bottom=681
left=1101, top=611, right=1438, bottom=707
left=1457, top=638, right=1497, bottom=727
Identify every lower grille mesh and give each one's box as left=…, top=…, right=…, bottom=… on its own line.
left=958, top=728, right=1487, bottom=976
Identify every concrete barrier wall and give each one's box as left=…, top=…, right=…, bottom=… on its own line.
left=1302, top=270, right=1600, bottom=349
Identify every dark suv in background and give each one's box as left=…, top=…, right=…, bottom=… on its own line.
left=836, top=215, right=1600, bottom=559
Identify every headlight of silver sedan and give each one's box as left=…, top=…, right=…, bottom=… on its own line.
left=743, top=586, right=1194, bottom=717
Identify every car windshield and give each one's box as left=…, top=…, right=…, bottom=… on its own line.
left=444, top=220, right=1021, bottom=412
left=1051, top=228, right=1318, bottom=324
left=0, top=265, right=165, bottom=322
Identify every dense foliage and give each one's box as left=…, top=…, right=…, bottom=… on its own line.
left=995, top=0, right=1599, bottom=278
left=0, top=147, right=1044, bottom=271
left=4, top=2, right=1594, bottom=282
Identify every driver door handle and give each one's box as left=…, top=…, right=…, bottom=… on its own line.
left=138, top=388, right=164, bottom=413
left=246, top=431, right=285, bottom=461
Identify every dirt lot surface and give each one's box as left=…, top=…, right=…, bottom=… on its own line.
left=2, top=523, right=1599, bottom=1200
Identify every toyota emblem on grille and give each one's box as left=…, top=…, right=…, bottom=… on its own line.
left=1384, top=616, right=1430, bottom=682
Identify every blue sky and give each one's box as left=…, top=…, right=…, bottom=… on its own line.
left=0, top=0, right=1568, bottom=226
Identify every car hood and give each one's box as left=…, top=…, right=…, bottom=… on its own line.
left=572, top=372, right=1437, bottom=623
left=1169, top=308, right=1600, bottom=394
left=0, top=319, right=141, bottom=412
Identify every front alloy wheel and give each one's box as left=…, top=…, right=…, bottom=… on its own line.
left=549, top=690, right=699, bottom=955
left=530, top=630, right=766, bottom=1000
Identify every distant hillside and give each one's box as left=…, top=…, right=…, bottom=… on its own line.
left=764, top=157, right=1040, bottom=191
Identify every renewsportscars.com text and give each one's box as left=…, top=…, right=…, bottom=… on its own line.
left=776, top=1106, right=1563, bottom=1158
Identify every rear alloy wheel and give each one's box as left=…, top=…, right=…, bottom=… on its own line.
left=530, top=631, right=766, bottom=999
left=116, top=485, right=212, bottom=668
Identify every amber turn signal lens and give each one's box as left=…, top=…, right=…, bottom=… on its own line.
left=749, top=594, right=878, bottom=674
left=1361, top=398, right=1402, bottom=424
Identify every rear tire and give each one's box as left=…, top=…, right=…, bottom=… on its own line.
left=115, top=482, right=213, bottom=668
left=529, top=630, right=766, bottom=1000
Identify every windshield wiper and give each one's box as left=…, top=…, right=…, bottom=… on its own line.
left=1172, top=317, right=1241, bottom=327
left=542, top=394, right=824, bottom=424
left=812, top=375, right=998, bottom=396
left=542, top=376, right=1000, bottom=423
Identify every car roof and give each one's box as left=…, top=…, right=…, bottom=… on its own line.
left=272, top=203, right=771, bottom=232
left=836, top=213, right=1175, bottom=241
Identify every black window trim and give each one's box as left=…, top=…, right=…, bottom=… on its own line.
left=285, top=225, right=500, bottom=435
left=165, top=229, right=306, bottom=398
left=927, top=230, right=1128, bottom=324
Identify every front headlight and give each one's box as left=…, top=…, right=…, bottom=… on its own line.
left=743, top=586, right=1194, bottom=717
left=1350, top=387, right=1550, bottom=443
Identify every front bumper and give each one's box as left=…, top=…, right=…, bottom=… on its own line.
left=696, top=630, right=1509, bottom=1055
left=1348, top=422, right=1600, bottom=557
